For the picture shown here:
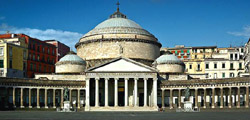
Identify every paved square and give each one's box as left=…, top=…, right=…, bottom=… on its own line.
left=0, top=111, right=249, bottom=120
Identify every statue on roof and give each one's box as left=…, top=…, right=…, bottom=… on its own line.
left=184, top=87, right=190, bottom=101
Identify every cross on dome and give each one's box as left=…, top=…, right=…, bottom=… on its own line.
left=109, top=1, right=127, bottom=19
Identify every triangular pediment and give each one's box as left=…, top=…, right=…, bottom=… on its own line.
left=87, top=58, right=156, bottom=72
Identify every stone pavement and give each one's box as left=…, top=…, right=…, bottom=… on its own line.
left=0, top=111, right=249, bottom=120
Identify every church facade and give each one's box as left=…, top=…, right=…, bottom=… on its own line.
left=0, top=7, right=249, bottom=111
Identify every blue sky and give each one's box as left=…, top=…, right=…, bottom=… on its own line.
left=0, top=0, right=250, bottom=49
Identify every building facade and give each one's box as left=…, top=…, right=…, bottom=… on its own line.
left=0, top=34, right=57, bottom=78
left=0, top=34, right=28, bottom=78
left=27, top=36, right=57, bottom=78
left=45, top=40, right=70, bottom=62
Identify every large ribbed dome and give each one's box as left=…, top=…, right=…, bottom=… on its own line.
left=81, top=9, right=155, bottom=38
left=95, top=18, right=142, bottom=29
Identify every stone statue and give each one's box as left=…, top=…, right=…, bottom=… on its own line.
left=64, top=87, right=69, bottom=101
left=184, top=87, right=190, bottom=101
left=119, top=44, right=123, bottom=54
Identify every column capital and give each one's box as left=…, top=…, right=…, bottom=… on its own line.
left=114, top=78, right=119, bottom=81
left=104, top=78, right=109, bottom=80
left=134, top=78, right=139, bottom=81
left=95, top=78, right=100, bottom=80
left=124, top=78, right=129, bottom=81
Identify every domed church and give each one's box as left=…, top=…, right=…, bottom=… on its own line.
left=1, top=3, right=249, bottom=112
left=75, top=5, right=161, bottom=68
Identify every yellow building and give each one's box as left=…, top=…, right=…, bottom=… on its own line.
left=0, top=37, right=28, bottom=77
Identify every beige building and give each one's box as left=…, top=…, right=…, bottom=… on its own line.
left=205, top=47, right=245, bottom=79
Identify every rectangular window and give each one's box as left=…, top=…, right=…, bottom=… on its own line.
left=239, top=63, right=242, bottom=69
left=214, top=73, right=217, bottom=79
left=205, top=63, right=209, bottom=69
left=30, top=63, right=33, bottom=71
left=0, top=60, right=3, bottom=68
left=230, top=73, right=234, bottom=77
left=230, top=54, right=233, bottom=60
left=222, top=73, right=225, bottom=78
left=42, top=47, right=45, bottom=53
left=222, top=63, right=225, bottom=68
left=52, top=49, right=55, bottom=55
left=34, top=64, right=36, bottom=71
left=9, top=60, right=12, bottom=69
left=23, top=62, right=26, bottom=70
left=189, top=65, right=192, bottom=69
left=37, top=45, right=40, bottom=52
left=37, top=55, right=40, bottom=61
left=9, top=47, right=12, bottom=57
left=39, top=64, right=41, bottom=72
left=197, top=64, right=200, bottom=71
left=23, top=50, right=26, bottom=59
left=33, top=54, right=35, bottom=61
left=214, top=63, right=217, bottom=69
left=230, top=63, right=234, bottom=69
left=44, top=66, right=46, bottom=72
left=0, top=47, right=4, bottom=56
left=235, top=54, right=238, bottom=60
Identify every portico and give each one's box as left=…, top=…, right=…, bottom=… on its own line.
left=85, top=57, right=158, bottom=111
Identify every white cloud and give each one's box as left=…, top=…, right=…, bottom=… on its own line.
left=0, top=23, right=83, bottom=49
left=228, top=25, right=250, bottom=38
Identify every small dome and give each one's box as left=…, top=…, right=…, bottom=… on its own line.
left=55, top=51, right=86, bottom=74
left=59, top=51, right=86, bottom=64
left=156, top=54, right=184, bottom=65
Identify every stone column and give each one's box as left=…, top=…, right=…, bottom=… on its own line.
left=37, top=88, right=40, bottom=108
left=228, top=87, right=232, bottom=108
left=246, top=86, right=249, bottom=108
left=61, top=89, right=64, bottom=109
left=95, top=78, right=99, bottom=107
left=153, top=78, right=157, bottom=107
left=77, top=89, right=81, bottom=109
left=53, top=89, right=56, bottom=108
left=144, top=78, right=148, bottom=107
left=220, top=88, right=223, bottom=108
left=195, top=88, right=198, bottom=109
left=105, top=78, right=109, bottom=107
left=212, top=88, right=215, bottom=108
left=69, top=89, right=72, bottom=103
left=203, top=88, right=206, bottom=108
left=170, top=89, right=173, bottom=109
left=29, top=88, right=32, bottom=108
left=124, top=78, right=128, bottom=107
left=178, top=89, right=181, bottom=108
left=85, top=78, right=90, bottom=110
left=134, top=78, right=138, bottom=107
left=13, top=87, right=16, bottom=107
left=237, top=87, right=240, bottom=108
left=45, top=89, right=48, bottom=108
left=114, top=78, right=118, bottom=107
left=161, top=89, right=165, bottom=108
left=20, top=88, right=24, bottom=108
